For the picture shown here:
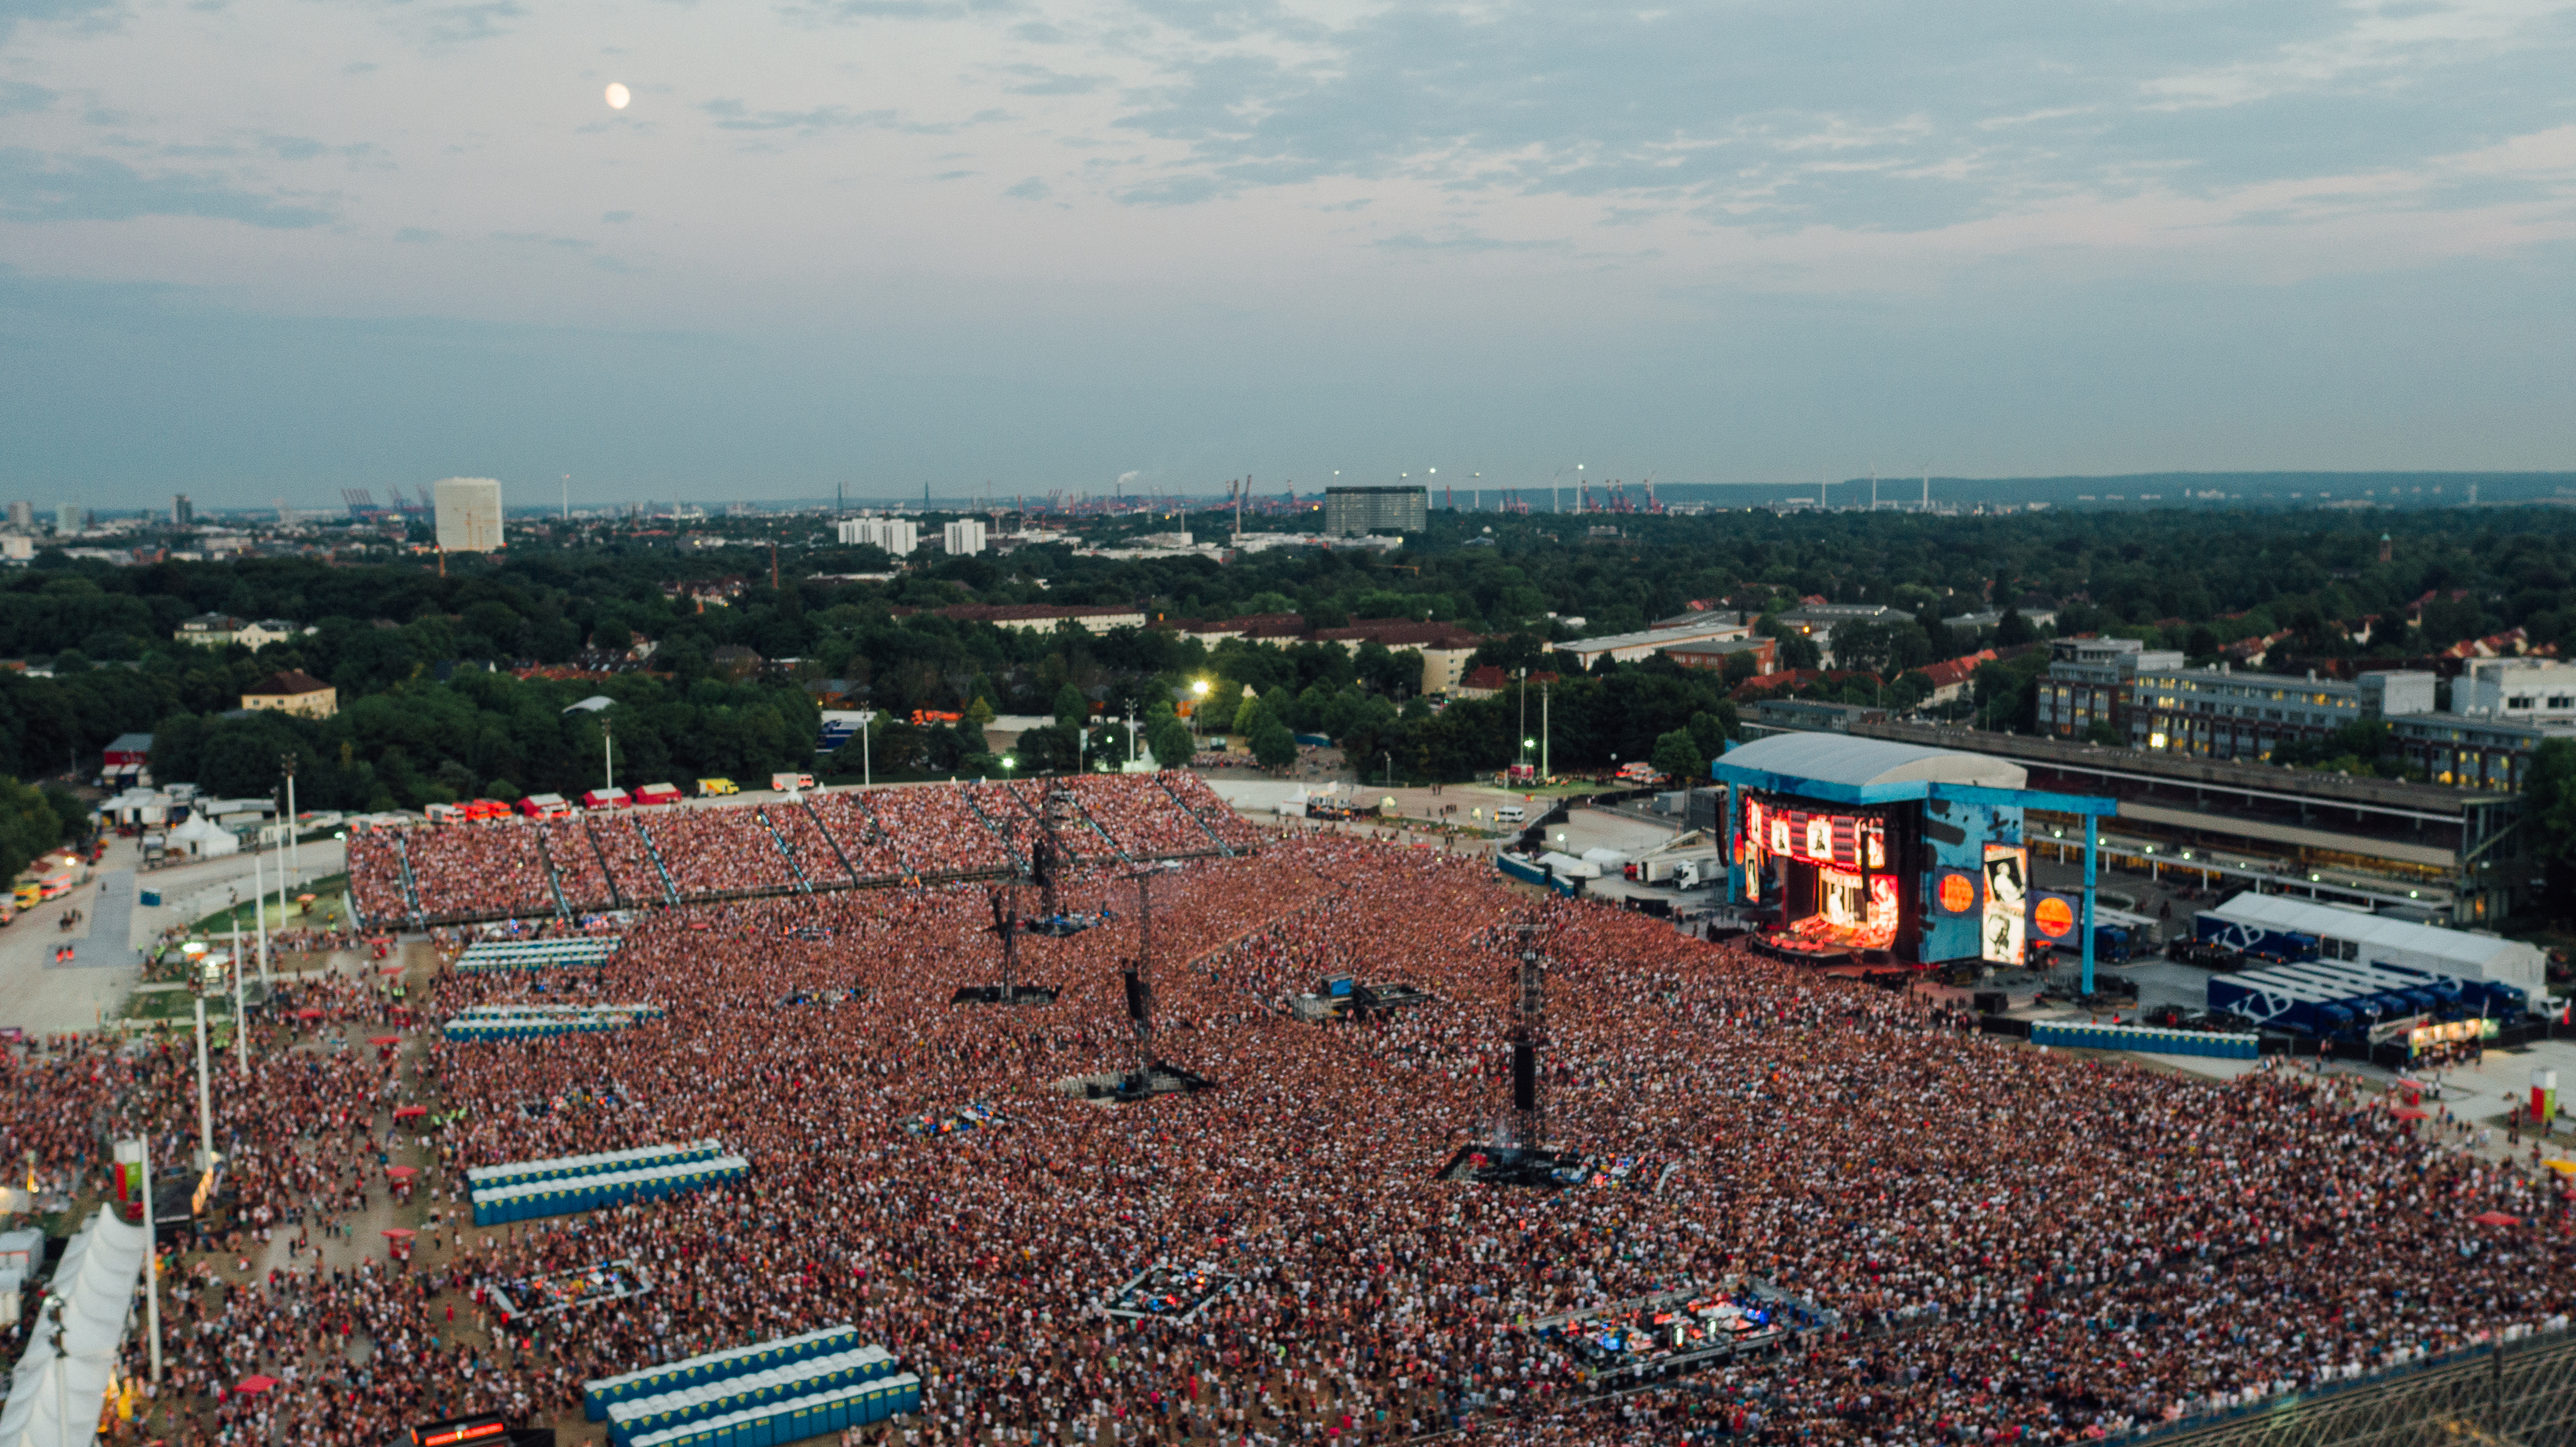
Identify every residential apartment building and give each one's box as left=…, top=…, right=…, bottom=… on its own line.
left=2036, top=638, right=2181, bottom=739
left=836, top=516, right=921, bottom=554
left=941, top=519, right=988, bottom=557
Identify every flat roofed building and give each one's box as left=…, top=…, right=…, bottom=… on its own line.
left=1855, top=717, right=2525, bottom=926
left=2452, top=657, right=2576, bottom=723
left=434, top=477, right=505, bottom=553
left=2039, top=637, right=2182, bottom=740
left=2129, top=664, right=2364, bottom=762
left=2391, top=713, right=2575, bottom=792
left=1557, top=613, right=1752, bottom=669
left=1322, top=486, right=1427, bottom=537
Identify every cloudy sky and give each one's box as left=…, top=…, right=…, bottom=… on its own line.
left=3, top=0, right=2573, bottom=507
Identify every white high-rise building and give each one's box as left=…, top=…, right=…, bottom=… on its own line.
left=433, top=477, right=505, bottom=553
left=942, top=518, right=988, bottom=557
left=5, top=501, right=30, bottom=531
left=837, top=517, right=921, bottom=554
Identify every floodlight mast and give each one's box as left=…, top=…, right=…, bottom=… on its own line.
left=1510, top=922, right=1548, bottom=1149
left=1122, top=869, right=1159, bottom=1076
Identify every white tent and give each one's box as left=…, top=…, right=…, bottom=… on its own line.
left=0, top=1208, right=148, bottom=1447
left=2202, top=892, right=2547, bottom=996
left=167, top=813, right=236, bottom=858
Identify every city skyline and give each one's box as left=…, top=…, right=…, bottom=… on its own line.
left=4, top=0, right=2573, bottom=503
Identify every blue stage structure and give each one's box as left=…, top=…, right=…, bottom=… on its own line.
left=1712, top=735, right=2121, bottom=987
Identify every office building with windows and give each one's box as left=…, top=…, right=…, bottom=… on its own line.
left=2037, top=638, right=2181, bottom=740
left=1323, top=486, right=1427, bottom=538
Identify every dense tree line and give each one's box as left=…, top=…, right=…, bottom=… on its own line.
left=2, top=506, right=2571, bottom=805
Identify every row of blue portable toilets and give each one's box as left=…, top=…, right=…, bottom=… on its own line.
left=443, top=1017, right=633, bottom=1042
left=586, top=1326, right=919, bottom=1447
left=2028, top=1021, right=2258, bottom=1059
left=469, top=1150, right=747, bottom=1226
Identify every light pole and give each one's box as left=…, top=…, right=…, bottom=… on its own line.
left=227, top=916, right=246, bottom=1080
left=193, top=994, right=213, bottom=1170
left=1191, top=679, right=1210, bottom=756
left=1541, top=679, right=1552, bottom=779
left=858, top=708, right=875, bottom=788
left=1516, top=668, right=1528, bottom=771
left=116, top=1137, right=161, bottom=1386
left=279, top=750, right=300, bottom=901
left=601, top=713, right=616, bottom=793
left=251, top=847, right=269, bottom=990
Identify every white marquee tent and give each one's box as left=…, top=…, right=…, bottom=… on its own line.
left=0, top=1208, right=148, bottom=1447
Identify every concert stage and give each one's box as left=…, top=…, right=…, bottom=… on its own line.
left=950, top=984, right=1061, bottom=1005
left=1715, top=734, right=2118, bottom=981
left=1102, top=1264, right=1239, bottom=1323
left=491, top=1260, right=653, bottom=1322
left=1529, top=1281, right=1833, bottom=1387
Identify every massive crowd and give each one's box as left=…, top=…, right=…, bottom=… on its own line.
left=11, top=818, right=2576, bottom=1447
left=350, top=776, right=1256, bottom=926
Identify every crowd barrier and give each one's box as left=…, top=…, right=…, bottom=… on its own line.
left=2029, top=1020, right=2261, bottom=1059
left=586, top=1325, right=857, bottom=1420
left=609, top=1344, right=899, bottom=1444
left=628, top=1373, right=920, bottom=1447
left=469, top=1141, right=726, bottom=1195
left=470, top=1154, right=749, bottom=1225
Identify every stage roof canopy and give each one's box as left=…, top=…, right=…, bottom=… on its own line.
left=1719, top=735, right=2027, bottom=791
left=1714, top=732, right=2116, bottom=815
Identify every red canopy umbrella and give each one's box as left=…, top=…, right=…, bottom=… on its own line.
left=369, top=1035, right=400, bottom=1045
left=295, top=1008, right=324, bottom=1020
left=2392, top=1108, right=2429, bottom=1122
left=235, top=1374, right=279, bottom=1396
left=379, top=964, right=404, bottom=975
left=386, top=1166, right=419, bottom=1179
left=381, top=1227, right=416, bottom=1239
left=2471, top=1211, right=2521, bottom=1227
left=393, top=1105, right=427, bottom=1120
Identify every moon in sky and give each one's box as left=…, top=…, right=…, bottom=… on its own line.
left=604, top=82, right=631, bottom=110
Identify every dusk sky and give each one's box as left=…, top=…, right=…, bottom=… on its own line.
left=3, top=0, right=2573, bottom=508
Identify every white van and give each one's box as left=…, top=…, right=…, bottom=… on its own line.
left=1494, top=804, right=1527, bottom=825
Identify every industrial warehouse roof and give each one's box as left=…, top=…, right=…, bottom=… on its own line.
left=1718, top=734, right=2028, bottom=792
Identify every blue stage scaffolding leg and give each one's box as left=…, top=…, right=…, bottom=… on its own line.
left=2081, top=815, right=2098, bottom=997
left=1723, top=780, right=1740, bottom=906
